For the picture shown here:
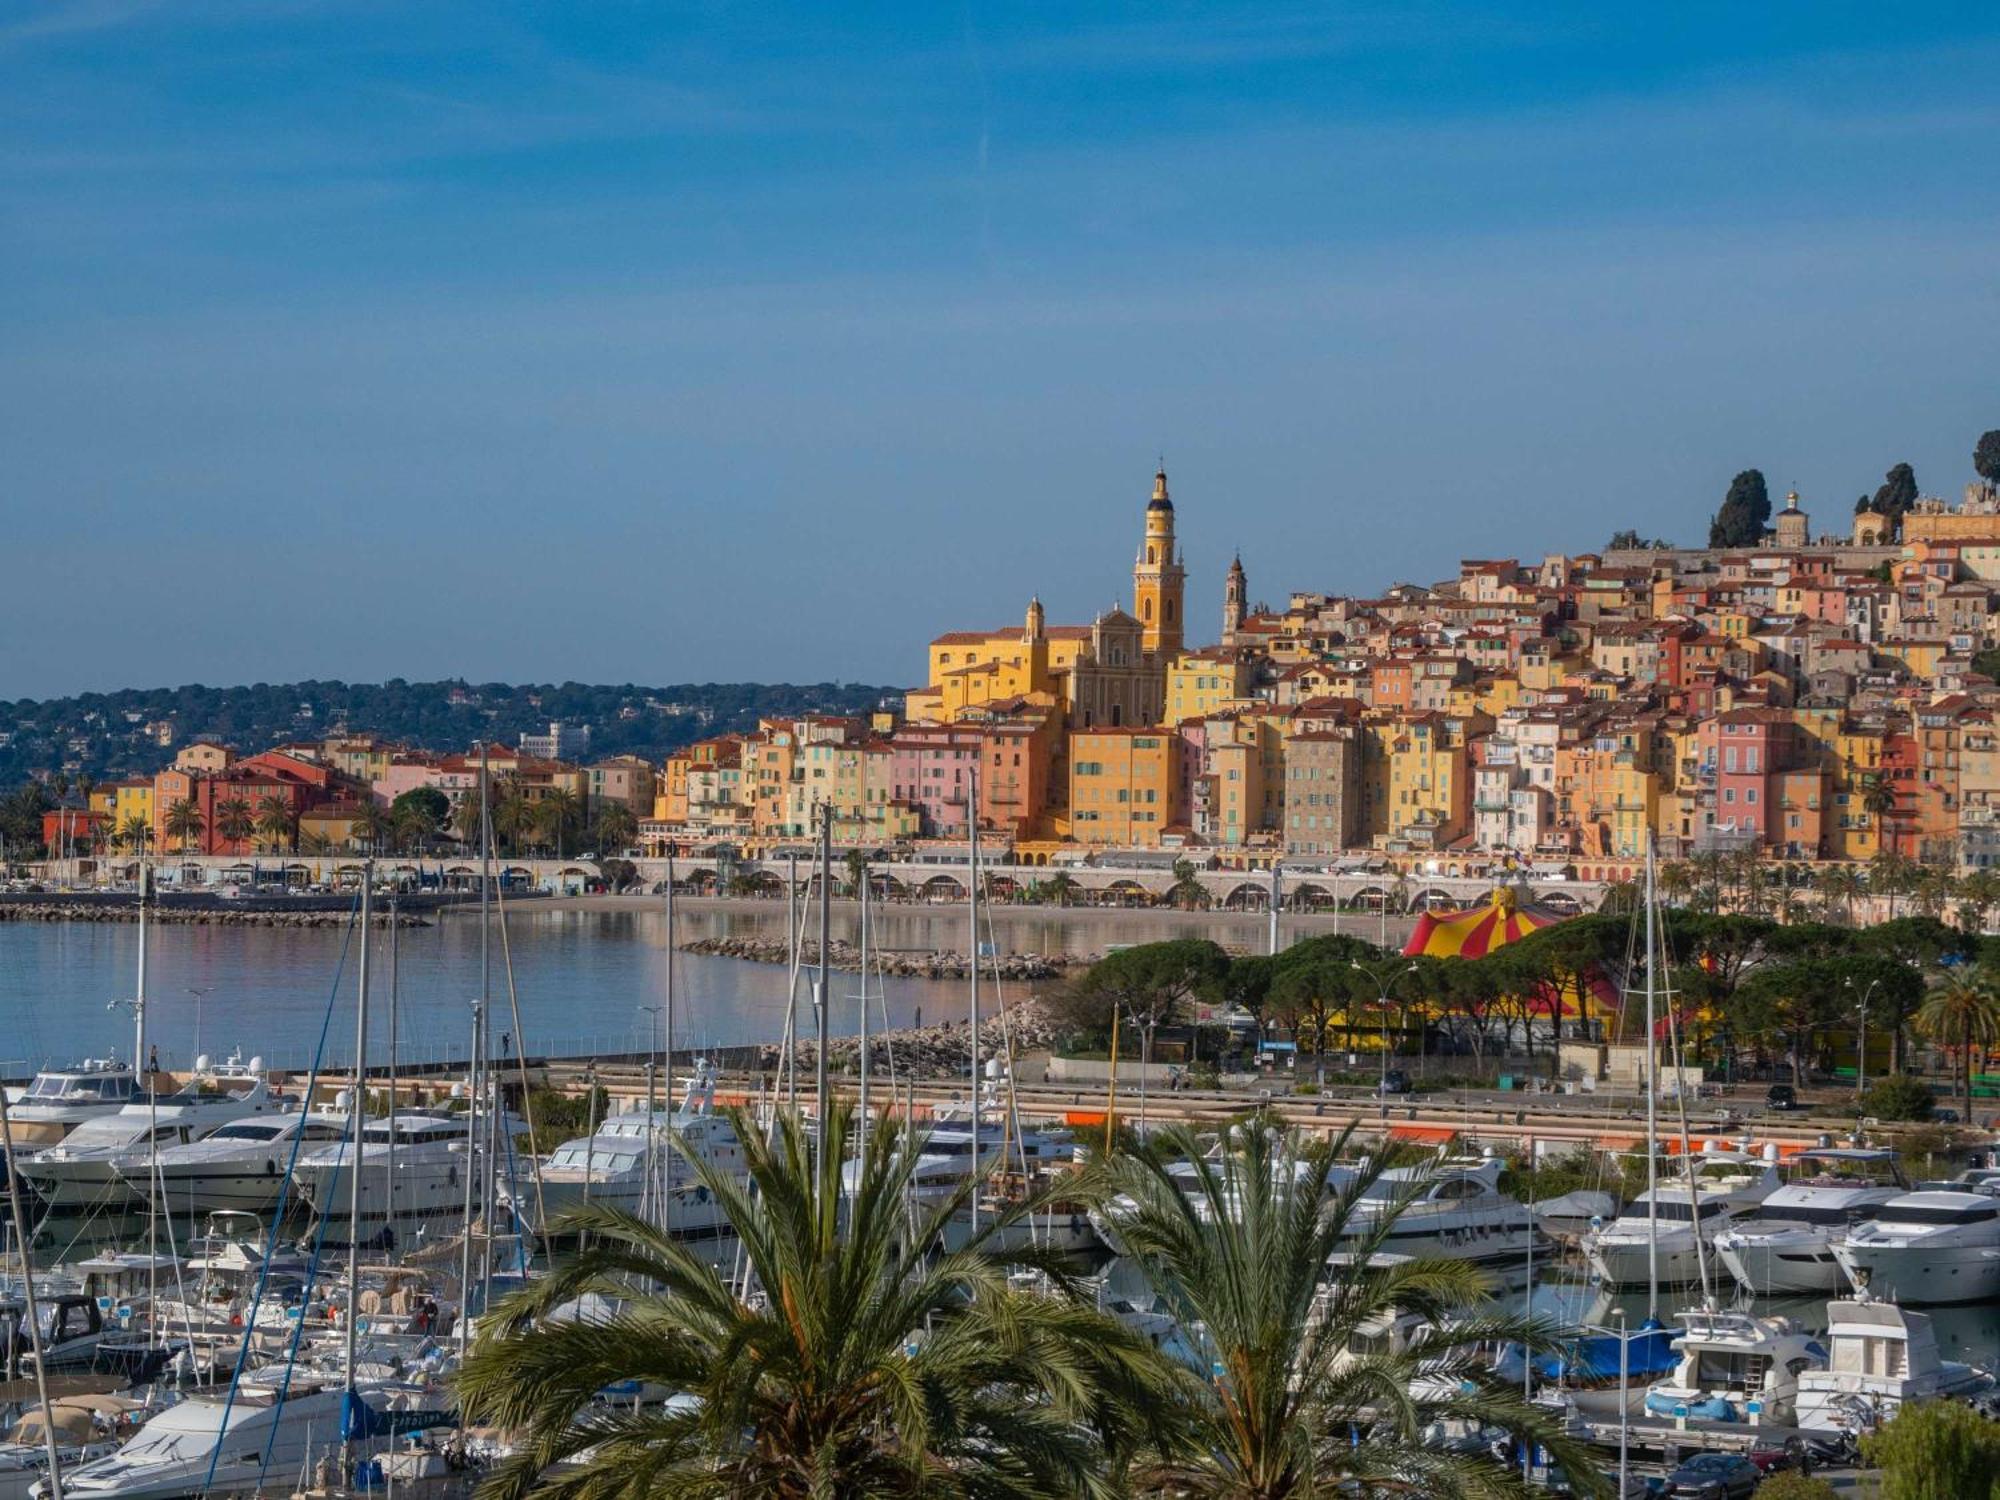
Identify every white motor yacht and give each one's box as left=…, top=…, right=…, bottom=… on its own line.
left=1795, top=1295, right=1994, bottom=1433
left=1831, top=1188, right=2000, bottom=1304
left=1642, top=1307, right=1826, bottom=1427
left=1339, top=1152, right=1537, bottom=1268
left=121, top=1110, right=348, bottom=1218
left=502, top=1060, right=745, bottom=1239
left=1713, top=1147, right=1907, bottom=1296
left=295, top=1107, right=524, bottom=1250
left=1582, top=1150, right=1779, bottom=1289
left=2, top=1061, right=140, bottom=1149
left=20, top=1056, right=279, bottom=1211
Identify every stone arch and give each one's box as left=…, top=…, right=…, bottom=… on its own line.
left=1412, top=887, right=1457, bottom=912
left=1349, top=884, right=1390, bottom=910
left=1290, top=881, right=1335, bottom=911
left=1222, top=881, right=1268, bottom=911
left=919, top=874, right=967, bottom=902
left=1538, top=889, right=1584, bottom=917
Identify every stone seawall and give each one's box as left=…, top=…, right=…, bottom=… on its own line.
left=756, top=997, right=1063, bottom=1079
left=0, top=902, right=427, bottom=927
left=677, top=935, right=1084, bottom=981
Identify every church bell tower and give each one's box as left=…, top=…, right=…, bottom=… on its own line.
left=1133, top=467, right=1186, bottom=656
left=1222, top=553, right=1246, bottom=646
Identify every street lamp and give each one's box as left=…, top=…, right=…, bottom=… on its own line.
left=1844, top=975, right=1882, bottom=1125
left=1351, top=959, right=1420, bottom=1100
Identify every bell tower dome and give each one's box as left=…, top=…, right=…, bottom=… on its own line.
left=1222, top=553, right=1246, bottom=646
left=1133, top=467, right=1186, bottom=655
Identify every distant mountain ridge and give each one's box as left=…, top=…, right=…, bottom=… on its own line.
left=0, top=678, right=900, bottom=782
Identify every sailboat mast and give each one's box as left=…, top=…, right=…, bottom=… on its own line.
left=138, top=860, right=158, bottom=1348
left=458, top=747, right=490, bottom=1363
left=813, top=804, right=831, bottom=1175
left=857, top=855, right=870, bottom=1127
left=344, top=865, right=373, bottom=1424
left=0, top=1085, right=65, bottom=1500
left=1644, top=834, right=1659, bottom=1321
left=387, top=892, right=400, bottom=1264
left=967, top=764, right=981, bottom=1238
left=662, top=854, right=675, bottom=1237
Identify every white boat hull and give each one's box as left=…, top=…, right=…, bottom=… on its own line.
left=1582, top=1228, right=1711, bottom=1289
left=1715, top=1228, right=1848, bottom=1295
left=1832, top=1242, right=2000, bottom=1304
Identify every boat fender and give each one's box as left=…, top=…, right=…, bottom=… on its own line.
left=265, top=1159, right=277, bottom=1176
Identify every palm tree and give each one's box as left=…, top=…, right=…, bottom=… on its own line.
left=1045, top=869, right=1076, bottom=908
left=593, top=801, right=637, bottom=858
left=1688, top=850, right=1725, bottom=912
left=212, top=797, right=254, bottom=852
left=1910, top=865, right=1953, bottom=920
left=493, top=787, right=535, bottom=855
left=254, top=793, right=295, bottom=855
left=1658, top=860, right=1695, bottom=909
left=1169, top=858, right=1208, bottom=911
left=1862, top=773, right=1899, bottom=851
left=538, top=786, right=582, bottom=858
left=456, top=1102, right=1164, bottom=1498
left=1956, top=868, right=2000, bottom=935
left=1870, top=847, right=1913, bottom=920
left=163, top=798, right=206, bottom=856
left=300, top=829, right=332, bottom=856
left=453, top=790, right=486, bottom=849
left=347, top=801, right=390, bottom=854
left=1097, top=1122, right=1603, bottom=1499
left=1915, top=971, right=2000, bottom=1119
left=118, top=813, right=152, bottom=859
left=1815, top=863, right=1863, bottom=926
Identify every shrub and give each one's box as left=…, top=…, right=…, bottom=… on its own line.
left=1860, top=1398, right=2000, bottom=1500
left=1754, top=1473, right=1839, bottom=1500
left=1863, top=1073, right=1936, bottom=1122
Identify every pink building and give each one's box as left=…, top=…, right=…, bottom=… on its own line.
left=890, top=725, right=981, bottom=838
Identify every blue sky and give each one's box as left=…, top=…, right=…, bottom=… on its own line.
left=4, top=2, right=1998, bottom=698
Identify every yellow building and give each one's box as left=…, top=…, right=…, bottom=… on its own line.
left=906, top=469, right=1188, bottom=730
left=1384, top=713, right=1470, bottom=849
left=1068, top=728, right=1183, bottom=846
left=1166, top=649, right=1254, bottom=725
left=1133, top=468, right=1186, bottom=656
left=108, top=779, right=154, bottom=845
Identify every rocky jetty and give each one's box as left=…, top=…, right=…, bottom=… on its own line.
left=677, top=935, right=1084, bottom=981
left=761, top=997, right=1063, bottom=1080
left=0, top=902, right=426, bottom=927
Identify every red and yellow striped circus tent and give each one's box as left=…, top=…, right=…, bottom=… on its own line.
left=1401, top=885, right=1560, bottom=959
left=1402, top=886, right=1619, bottom=1021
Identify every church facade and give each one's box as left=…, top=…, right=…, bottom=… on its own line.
left=904, top=469, right=1190, bottom=731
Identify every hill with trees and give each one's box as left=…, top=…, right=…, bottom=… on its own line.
left=0, top=678, right=900, bottom=784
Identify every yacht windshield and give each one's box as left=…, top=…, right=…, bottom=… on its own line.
left=207, top=1122, right=285, bottom=1142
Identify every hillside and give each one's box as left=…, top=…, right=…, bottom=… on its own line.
left=0, top=679, right=900, bottom=782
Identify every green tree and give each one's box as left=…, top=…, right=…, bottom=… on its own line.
left=1860, top=1397, right=2000, bottom=1500
left=1914, top=970, right=2000, bottom=1119
left=254, top=793, right=295, bottom=854
left=1708, top=468, right=1771, bottom=548
left=117, top=812, right=152, bottom=857
left=1861, top=1073, right=1935, bottom=1122
left=1976, top=428, right=2000, bottom=488
left=214, top=797, right=254, bottom=851
left=1872, top=461, right=1920, bottom=533
left=159, top=800, right=202, bottom=856
left=1098, top=1121, right=1606, bottom=1499
left=592, top=800, right=638, bottom=858
left=390, top=786, right=450, bottom=847
left=1169, top=858, right=1208, bottom=910
left=538, top=785, right=582, bottom=857
left=843, top=846, right=868, bottom=896
left=350, top=801, right=390, bottom=853
left=1049, top=938, right=1231, bottom=1053
left=457, top=1101, right=1165, bottom=1498
left=1045, top=870, right=1076, bottom=908
left=1754, top=1472, right=1841, bottom=1500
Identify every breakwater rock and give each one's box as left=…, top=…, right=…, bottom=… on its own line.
left=677, top=935, right=1082, bottom=981
left=0, top=902, right=427, bottom=928
left=763, top=998, right=1063, bottom=1080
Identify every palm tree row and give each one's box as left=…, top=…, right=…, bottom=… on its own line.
left=1659, top=850, right=2000, bottom=930
left=459, top=1104, right=1604, bottom=1499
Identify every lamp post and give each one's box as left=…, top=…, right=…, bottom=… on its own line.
left=1844, top=975, right=1881, bottom=1125
left=1350, top=959, right=1419, bottom=1103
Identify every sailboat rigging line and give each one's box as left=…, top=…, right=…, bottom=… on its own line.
left=489, top=874, right=549, bottom=1252
left=1656, top=892, right=1715, bottom=1304
left=979, top=881, right=1030, bottom=1187
left=200, top=886, right=362, bottom=1496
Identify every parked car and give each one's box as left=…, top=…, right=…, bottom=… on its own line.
left=1765, top=1084, right=1798, bottom=1112
left=1378, top=1069, right=1412, bottom=1095
left=1662, top=1451, right=1762, bottom=1499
